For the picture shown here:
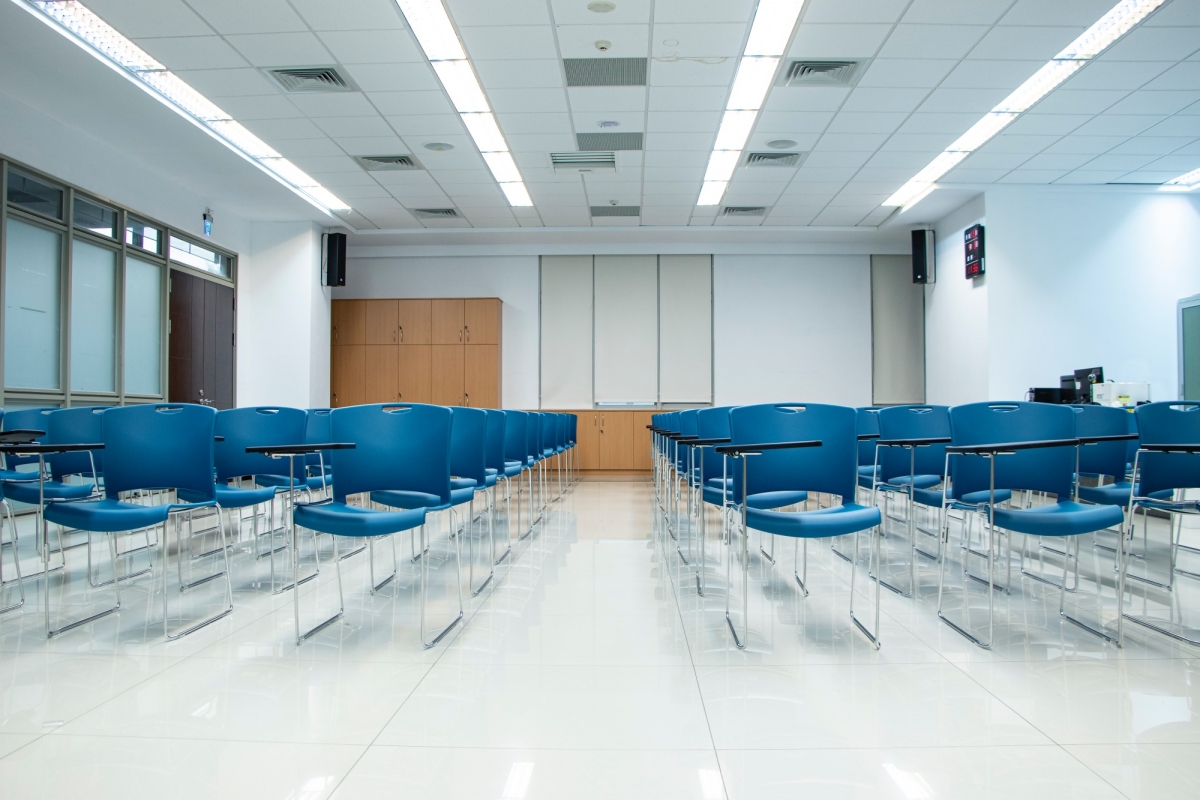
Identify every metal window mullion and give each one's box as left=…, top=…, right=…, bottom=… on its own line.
left=0, top=158, right=7, bottom=406
left=63, top=186, right=73, bottom=406
left=117, top=207, right=127, bottom=406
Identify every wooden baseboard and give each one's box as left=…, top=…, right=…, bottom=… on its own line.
left=575, top=470, right=651, bottom=481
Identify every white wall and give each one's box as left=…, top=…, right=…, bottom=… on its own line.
left=925, top=196, right=989, bottom=405
left=713, top=255, right=873, bottom=406
left=986, top=187, right=1200, bottom=403
left=337, top=255, right=540, bottom=408
left=237, top=223, right=329, bottom=408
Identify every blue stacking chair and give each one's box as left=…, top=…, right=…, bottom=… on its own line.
left=484, top=409, right=514, bottom=565
left=567, top=414, right=578, bottom=485
left=526, top=411, right=546, bottom=527
left=659, top=411, right=682, bottom=528
left=502, top=409, right=530, bottom=540
left=0, top=475, right=22, bottom=614
left=937, top=402, right=1125, bottom=649
left=872, top=405, right=952, bottom=597
left=1, top=408, right=53, bottom=483
left=295, top=403, right=460, bottom=647
left=855, top=407, right=881, bottom=493
left=541, top=412, right=560, bottom=501
left=304, top=409, right=334, bottom=495
left=447, top=406, right=494, bottom=596
left=44, top=404, right=230, bottom=639
left=720, top=403, right=883, bottom=649
left=1119, top=401, right=1200, bottom=646
left=690, top=406, right=734, bottom=596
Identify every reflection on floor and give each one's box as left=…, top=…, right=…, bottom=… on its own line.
left=0, top=476, right=1198, bottom=799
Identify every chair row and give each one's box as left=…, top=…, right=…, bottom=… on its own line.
left=649, top=401, right=1200, bottom=652
left=0, top=404, right=577, bottom=645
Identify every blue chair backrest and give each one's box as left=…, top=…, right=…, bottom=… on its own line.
left=329, top=403, right=452, bottom=504
left=305, top=409, right=332, bottom=470
left=3, top=407, right=54, bottom=470
left=1134, top=401, right=1200, bottom=496
left=855, top=407, right=880, bottom=468
left=677, top=409, right=700, bottom=470
left=525, top=410, right=540, bottom=462
left=450, top=406, right=488, bottom=485
left=697, top=406, right=733, bottom=481
left=102, top=404, right=217, bottom=500
left=1125, top=410, right=1140, bottom=468
left=47, top=407, right=106, bottom=481
left=541, top=413, right=556, bottom=453
left=876, top=405, right=950, bottom=482
left=214, top=407, right=307, bottom=482
left=484, top=409, right=507, bottom=472
left=1069, top=404, right=1130, bottom=480
left=729, top=403, right=857, bottom=502
left=503, top=409, right=527, bottom=463
left=569, top=414, right=577, bottom=444
left=555, top=414, right=565, bottom=450
left=948, top=401, right=1074, bottom=498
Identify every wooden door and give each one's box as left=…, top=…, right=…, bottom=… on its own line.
left=365, top=300, right=398, bottom=345
left=464, top=298, right=500, bottom=345
left=398, top=345, right=432, bottom=404
left=599, top=410, right=635, bottom=469
left=331, top=345, right=365, bottom=407
left=432, top=344, right=464, bottom=405
left=168, top=269, right=235, bottom=409
left=464, top=345, right=499, bottom=408
left=432, top=299, right=464, bottom=344
left=574, top=409, right=600, bottom=470
left=397, top=299, right=432, bottom=344
left=331, top=299, right=366, bottom=345
left=364, top=345, right=398, bottom=402
left=633, top=411, right=655, bottom=471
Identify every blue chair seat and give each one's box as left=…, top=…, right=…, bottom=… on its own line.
left=255, top=473, right=312, bottom=491
left=503, top=460, right=523, bottom=478
left=3, top=480, right=95, bottom=505
left=911, top=487, right=1013, bottom=509
left=1077, top=482, right=1173, bottom=506
left=707, top=476, right=732, bottom=489
left=858, top=465, right=878, bottom=477
left=747, top=502, right=882, bottom=539
left=748, top=490, right=809, bottom=509
left=370, top=489, right=442, bottom=510
left=702, top=485, right=731, bottom=505
left=451, top=477, right=477, bottom=490
left=0, top=469, right=38, bottom=483
left=885, top=474, right=942, bottom=490
left=45, top=497, right=211, bottom=533
left=992, top=501, right=1124, bottom=537
left=294, top=501, right=426, bottom=538
left=179, top=483, right=276, bottom=509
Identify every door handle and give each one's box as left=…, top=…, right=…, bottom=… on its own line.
left=465, top=325, right=470, bottom=342
left=393, top=328, right=397, bottom=342
left=459, top=328, right=463, bottom=342
left=464, top=392, right=469, bottom=406
left=398, top=325, right=403, bottom=343
left=333, top=325, right=338, bottom=342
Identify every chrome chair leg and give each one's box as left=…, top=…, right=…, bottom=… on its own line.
left=368, top=534, right=398, bottom=594
left=495, top=478, right=512, bottom=565
left=45, top=511, right=122, bottom=638
left=0, top=500, right=25, bottom=614
left=420, top=520, right=463, bottom=648
left=165, top=506, right=234, bottom=640
left=293, top=529, right=344, bottom=645
left=848, top=525, right=883, bottom=649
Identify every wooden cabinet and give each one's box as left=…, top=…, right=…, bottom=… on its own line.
left=364, top=345, right=398, bottom=402
left=398, top=345, right=432, bottom=404
left=465, top=298, right=500, bottom=344
left=365, top=300, right=398, bottom=345
left=465, top=344, right=499, bottom=409
left=397, top=299, right=431, bottom=344
left=331, top=345, right=364, bottom=407
left=331, top=299, right=365, bottom=345
left=573, top=410, right=600, bottom=469
left=432, top=344, right=465, bottom=406
left=432, top=299, right=465, bottom=344
left=633, top=411, right=655, bottom=471
left=599, top=410, right=635, bottom=470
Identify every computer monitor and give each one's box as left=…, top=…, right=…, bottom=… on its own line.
left=1074, top=367, right=1104, bottom=402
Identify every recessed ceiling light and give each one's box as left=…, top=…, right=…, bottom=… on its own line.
left=423, top=141, right=454, bottom=151
left=1163, top=166, right=1200, bottom=191
left=767, top=139, right=797, bottom=149
left=588, top=2, right=616, bottom=12
left=598, top=120, right=620, bottom=128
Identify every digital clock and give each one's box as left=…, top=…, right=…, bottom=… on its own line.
left=965, top=224, right=985, bottom=278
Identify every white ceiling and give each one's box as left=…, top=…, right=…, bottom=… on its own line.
left=14, top=0, right=1200, bottom=230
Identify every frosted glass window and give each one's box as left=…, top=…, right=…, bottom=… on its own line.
left=126, top=217, right=160, bottom=254
left=70, top=239, right=117, bottom=392
left=4, top=219, right=62, bottom=389
left=593, top=255, right=658, bottom=404
left=7, top=168, right=62, bottom=219
left=124, top=256, right=162, bottom=395
left=169, top=236, right=231, bottom=277
left=659, top=255, right=712, bottom=403
left=540, top=256, right=594, bottom=408
left=73, top=196, right=117, bottom=238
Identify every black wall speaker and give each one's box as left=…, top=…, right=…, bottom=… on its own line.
left=324, top=232, right=346, bottom=287
left=911, top=229, right=935, bottom=284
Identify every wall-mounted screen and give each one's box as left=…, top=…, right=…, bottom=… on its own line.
left=965, top=224, right=985, bottom=278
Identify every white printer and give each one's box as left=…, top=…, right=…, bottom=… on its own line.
left=1091, top=382, right=1150, bottom=407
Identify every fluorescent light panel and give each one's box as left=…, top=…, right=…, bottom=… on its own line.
left=883, top=0, right=1167, bottom=208
left=21, top=0, right=350, bottom=213
left=1164, top=166, right=1200, bottom=190
left=696, top=0, right=806, bottom=206
left=394, top=0, right=532, bottom=207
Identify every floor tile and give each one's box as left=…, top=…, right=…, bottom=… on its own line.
left=1065, top=743, right=1200, bottom=799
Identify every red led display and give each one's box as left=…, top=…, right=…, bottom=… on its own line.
left=964, top=224, right=985, bottom=278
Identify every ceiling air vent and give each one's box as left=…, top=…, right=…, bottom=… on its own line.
left=551, top=152, right=617, bottom=172
left=722, top=206, right=766, bottom=217
left=266, top=66, right=356, bottom=93
left=590, top=205, right=640, bottom=217
left=353, top=155, right=422, bottom=171
left=411, top=208, right=459, bottom=219
left=564, top=58, right=648, bottom=87
left=746, top=151, right=805, bottom=167
left=576, top=132, right=643, bottom=151
left=781, top=60, right=863, bottom=87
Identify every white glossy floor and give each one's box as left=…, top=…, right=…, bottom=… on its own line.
left=1, top=476, right=1200, bottom=799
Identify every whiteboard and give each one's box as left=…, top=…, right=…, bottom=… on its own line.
left=539, top=256, right=593, bottom=408
left=593, top=255, right=658, bottom=404
left=659, top=255, right=712, bottom=403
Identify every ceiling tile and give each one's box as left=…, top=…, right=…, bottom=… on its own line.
left=474, top=60, right=564, bottom=89
left=1067, top=60, right=1173, bottom=91
left=1016, top=152, right=1095, bottom=171
left=866, top=150, right=942, bottom=169
left=288, top=154, right=362, bottom=173
left=431, top=168, right=499, bottom=184
left=918, top=87, right=1009, bottom=114
left=756, top=111, right=835, bottom=133
left=1073, top=114, right=1167, bottom=136
left=318, top=30, right=424, bottom=64
left=856, top=59, right=957, bottom=89
left=1030, top=90, right=1129, bottom=115
left=273, top=138, right=346, bottom=158
left=451, top=0, right=552, bottom=25
left=289, top=0, right=403, bottom=31
left=645, top=150, right=711, bottom=167
left=225, top=32, right=334, bottom=67
left=1080, top=153, right=1160, bottom=171
left=1003, top=114, right=1090, bottom=136
left=896, top=112, right=982, bottom=134
left=1041, top=135, right=1128, bottom=154
left=937, top=167, right=1007, bottom=183
left=803, top=151, right=874, bottom=169
left=498, top=112, right=575, bottom=134
left=747, top=132, right=821, bottom=151
left=812, top=208, right=870, bottom=225
left=368, top=91, right=455, bottom=116
left=1051, top=169, right=1132, bottom=184
left=647, top=86, right=728, bottom=111
left=879, top=132, right=957, bottom=151
left=803, top=0, right=911, bottom=25
left=334, top=184, right=393, bottom=200
left=288, top=93, right=378, bottom=117
left=1106, top=90, right=1200, bottom=116
left=1145, top=0, right=1200, bottom=26
left=1106, top=170, right=1181, bottom=183
left=957, top=151, right=1031, bottom=170
left=569, top=87, right=648, bottom=112
left=134, top=36, right=247, bottom=71
left=507, top=133, right=578, bottom=151
left=385, top=113, right=468, bottom=136
left=654, top=0, right=754, bottom=23
left=314, top=116, right=397, bottom=138
left=87, top=0, right=212, bottom=37
left=1143, top=116, right=1200, bottom=136
left=488, top=88, right=570, bottom=114
left=187, top=0, right=307, bottom=34
left=308, top=171, right=379, bottom=187
left=1143, top=154, right=1200, bottom=172
left=1173, top=139, right=1200, bottom=155
left=878, top=25, right=990, bottom=60
left=649, top=58, right=738, bottom=87
left=825, top=112, right=907, bottom=134
left=841, top=88, right=930, bottom=113
left=572, top=111, right=646, bottom=132
left=941, top=59, right=1043, bottom=89
left=243, top=117, right=326, bottom=140
left=788, top=24, right=892, bottom=58
left=650, top=131, right=721, bottom=150
left=998, top=0, right=1115, bottom=27
left=647, top=110, right=721, bottom=132
left=334, top=135, right=410, bottom=154
left=902, top=0, right=1013, bottom=25
left=212, top=94, right=300, bottom=120
left=997, top=169, right=1072, bottom=184
left=462, top=25, right=563, bottom=60
left=1103, top=27, right=1200, bottom=61
left=652, top=24, right=749, bottom=58
left=1143, top=62, right=1200, bottom=91
left=764, top=87, right=851, bottom=113
left=979, top=134, right=1060, bottom=153
left=344, top=63, right=440, bottom=93
left=174, top=68, right=277, bottom=97
left=645, top=166, right=702, bottom=183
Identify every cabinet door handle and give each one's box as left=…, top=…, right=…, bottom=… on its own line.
left=465, top=325, right=470, bottom=342
left=463, top=393, right=468, bottom=406
left=398, top=325, right=403, bottom=343
left=393, top=328, right=397, bottom=342
left=333, top=325, right=338, bottom=342
left=459, top=328, right=463, bottom=342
